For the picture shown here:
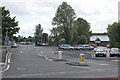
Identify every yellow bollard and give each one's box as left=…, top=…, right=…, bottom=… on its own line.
left=80, top=54, right=85, bottom=63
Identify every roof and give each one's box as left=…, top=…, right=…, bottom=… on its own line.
left=90, top=35, right=109, bottom=41
left=92, top=33, right=107, bottom=35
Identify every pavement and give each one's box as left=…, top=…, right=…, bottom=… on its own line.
left=1, top=45, right=120, bottom=78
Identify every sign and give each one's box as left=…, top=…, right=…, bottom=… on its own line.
left=95, top=41, right=101, bottom=43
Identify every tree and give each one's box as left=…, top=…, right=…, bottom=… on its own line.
left=107, top=22, right=120, bottom=48
left=80, top=35, right=88, bottom=44
left=76, top=18, right=91, bottom=43
left=52, top=2, right=76, bottom=44
left=34, top=24, right=43, bottom=46
left=42, top=33, right=48, bottom=43
left=72, top=18, right=91, bottom=44
left=1, top=6, right=20, bottom=44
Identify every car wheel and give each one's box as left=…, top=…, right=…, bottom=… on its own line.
left=110, top=54, right=113, bottom=57
left=80, top=49, right=83, bottom=51
left=70, top=48, right=73, bottom=50
left=61, top=48, right=64, bottom=50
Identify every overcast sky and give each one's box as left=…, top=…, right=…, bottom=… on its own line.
left=1, top=0, right=119, bottom=37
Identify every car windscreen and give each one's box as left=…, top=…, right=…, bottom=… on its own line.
left=96, top=49, right=104, bottom=52
left=111, top=49, right=118, bottom=52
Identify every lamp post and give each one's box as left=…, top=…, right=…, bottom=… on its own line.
left=5, top=28, right=9, bottom=48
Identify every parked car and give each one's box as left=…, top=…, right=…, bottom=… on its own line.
left=58, top=44, right=64, bottom=49
left=11, top=43, right=17, bottom=48
left=77, top=45, right=94, bottom=51
left=74, top=45, right=83, bottom=50
left=95, top=48, right=107, bottom=57
left=59, top=44, right=74, bottom=50
left=109, top=48, right=120, bottom=57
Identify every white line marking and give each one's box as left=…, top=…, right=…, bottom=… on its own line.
left=2, top=64, right=10, bottom=72
left=41, top=51, right=43, bottom=53
left=21, top=51, right=23, bottom=54
left=99, top=64, right=109, bottom=65
left=72, top=66, right=93, bottom=70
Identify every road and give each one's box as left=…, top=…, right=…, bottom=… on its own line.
left=2, top=45, right=119, bottom=78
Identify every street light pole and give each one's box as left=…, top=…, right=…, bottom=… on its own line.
left=5, top=28, right=9, bottom=48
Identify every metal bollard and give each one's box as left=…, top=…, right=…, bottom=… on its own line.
left=80, top=54, right=85, bottom=63
left=58, top=51, right=62, bottom=59
left=106, top=50, right=110, bottom=57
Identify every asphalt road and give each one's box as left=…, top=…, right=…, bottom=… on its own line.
left=2, top=45, right=119, bottom=78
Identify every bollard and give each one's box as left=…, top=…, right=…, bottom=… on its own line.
left=91, top=53, right=96, bottom=58
left=106, top=50, right=110, bottom=57
left=80, top=54, right=85, bottom=63
left=58, top=51, right=62, bottom=59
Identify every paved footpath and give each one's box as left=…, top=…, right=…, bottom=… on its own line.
left=2, top=45, right=119, bottom=78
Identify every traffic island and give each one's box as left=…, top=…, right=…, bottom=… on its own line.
left=66, top=62, right=89, bottom=66
left=66, top=54, right=89, bottom=66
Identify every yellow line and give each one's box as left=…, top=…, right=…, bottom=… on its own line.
left=0, top=63, right=5, bottom=65
left=111, top=60, right=120, bottom=62
left=8, top=53, right=12, bottom=59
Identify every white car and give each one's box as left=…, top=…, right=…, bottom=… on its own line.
left=11, top=43, right=17, bottom=48
left=110, top=48, right=120, bottom=57
left=95, top=48, right=107, bottom=57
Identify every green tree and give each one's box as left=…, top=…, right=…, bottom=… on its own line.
left=1, top=6, right=20, bottom=44
left=42, top=33, right=48, bottom=43
left=52, top=2, right=76, bottom=44
left=80, top=35, right=88, bottom=44
left=107, top=22, right=120, bottom=48
left=34, top=24, right=43, bottom=46
left=76, top=18, right=91, bottom=43
left=72, top=18, right=91, bottom=44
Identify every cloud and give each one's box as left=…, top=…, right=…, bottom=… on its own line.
left=1, top=0, right=119, bottom=37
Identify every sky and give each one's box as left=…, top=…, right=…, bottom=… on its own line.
left=0, top=0, right=119, bottom=37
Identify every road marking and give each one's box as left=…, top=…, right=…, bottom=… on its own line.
left=41, top=51, right=43, bottom=53
left=21, top=51, right=23, bottom=54
left=2, top=64, right=10, bottom=72
left=111, top=60, right=120, bottom=62
left=17, top=68, right=26, bottom=71
left=72, top=66, right=93, bottom=70
left=99, top=64, right=109, bottom=65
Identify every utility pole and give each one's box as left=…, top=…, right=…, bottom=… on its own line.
left=5, top=28, right=9, bottom=53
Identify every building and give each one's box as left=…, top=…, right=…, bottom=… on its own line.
left=90, top=33, right=109, bottom=46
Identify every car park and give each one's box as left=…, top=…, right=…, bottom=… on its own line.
left=59, top=44, right=74, bottom=50
left=11, top=43, right=17, bottom=48
left=95, top=48, right=107, bottom=57
left=109, top=48, right=120, bottom=57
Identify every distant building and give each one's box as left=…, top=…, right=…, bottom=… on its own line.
left=90, top=33, right=109, bottom=46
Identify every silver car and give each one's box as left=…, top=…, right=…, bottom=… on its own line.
left=110, top=48, right=120, bottom=57
left=59, top=44, right=74, bottom=50
left=74, top=45, right=83, bottom=50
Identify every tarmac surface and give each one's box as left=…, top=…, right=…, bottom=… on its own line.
left=1, top=45, right=119, bottom=78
